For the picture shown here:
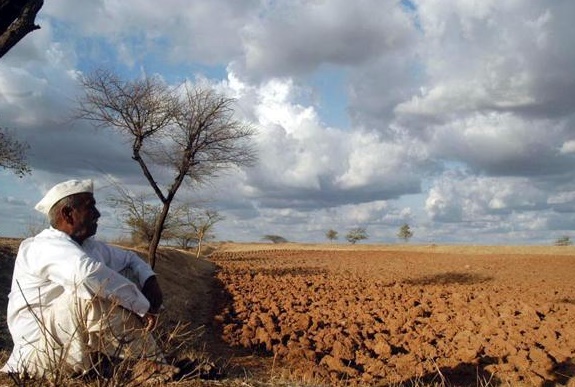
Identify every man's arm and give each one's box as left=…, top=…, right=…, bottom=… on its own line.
left=84, top=240, right=164, bottom=314
left=78, top=258, right=151, bottom=317
left=84, top=240, right=157, bottom=288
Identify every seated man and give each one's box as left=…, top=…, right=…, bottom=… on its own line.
left=1, top=179, right=177, bottom=379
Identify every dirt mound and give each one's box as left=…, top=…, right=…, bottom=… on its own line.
left=151, top=247, right=218, bottom=325
left=211, top=248, right=575, bottom=386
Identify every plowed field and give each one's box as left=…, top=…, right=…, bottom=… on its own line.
left=210, top=244, right=575, bottom=386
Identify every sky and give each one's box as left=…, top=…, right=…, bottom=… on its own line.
left=1, top=0, right=575, bottom=245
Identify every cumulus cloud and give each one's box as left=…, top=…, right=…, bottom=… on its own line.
left=0, top=72, right=137, bottom=179
left=426, top=113, right=572, bottom=176
left=2, top=0, right=575, bottom=244
left=425, top=170, right=552, bottom=228
left=233, top=0, right=416, bottom=80
left=42, top=0, right=259, bottom=66
left=559, top=140, right=575, bottom=155
left=383, top=1, right=575, bottom=188
left=410, top=0, right=575, bottom=120
left=219, top=75, right=431, bottom=211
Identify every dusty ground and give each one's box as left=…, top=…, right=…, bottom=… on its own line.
left=210, top=243, right=575, bottom=386
left=1, top=240, right=575, bottom=386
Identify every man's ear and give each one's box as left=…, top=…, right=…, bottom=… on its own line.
left=61, top=205, right=74, bottom=224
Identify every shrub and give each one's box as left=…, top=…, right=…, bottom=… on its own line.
left=554, top=236, right=572, bottom=246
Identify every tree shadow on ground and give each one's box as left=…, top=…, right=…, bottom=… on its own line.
left=203, top=270, right=276, bottom=380
left=404, top=271, right=493, bottom=286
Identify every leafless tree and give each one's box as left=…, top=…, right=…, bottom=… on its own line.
left=0, top=0, right=44, bottom=59
left=173, top=208, right=224, bottom=258
left=0, top=127, right=30, bottom=177
left=77, top=69, right=257, bottom=268
left=172, top=207, right=198, bottom=250
left=106, top=170, right=200, bottom=247
left=108, top=192, right=181, bottom=246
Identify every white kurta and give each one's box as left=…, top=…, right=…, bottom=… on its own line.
left=1, top=227, right=157, bottom=375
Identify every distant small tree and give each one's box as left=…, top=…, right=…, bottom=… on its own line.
left=554, top=235, right=572, bottom=246
left=346, top=227, right=368, bottom=244
left=109, top=193, right=180, bottom=246
left=173, top=208, right=224, bottom=258
left=325, top=229, right=338, bottom=243
left=397, top=223, right=414, bottom=243
left=107, top=179, right=180, bottom=246
left=262, top=235, right=288, bottom=244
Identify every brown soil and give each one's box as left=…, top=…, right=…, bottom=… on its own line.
left=2, top=239, right=575, bottom=386
left=209, top=244, right=575, bottom=386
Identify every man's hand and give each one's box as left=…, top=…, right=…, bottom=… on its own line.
left=142, top=312, right=159, bottom=331
left=141, top=276, right=163, bottom=314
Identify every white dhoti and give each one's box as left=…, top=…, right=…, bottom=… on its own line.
left=10, top=292, right=162, bottom=377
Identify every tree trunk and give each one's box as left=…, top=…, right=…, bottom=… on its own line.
left=0, top=0, right=43, bottom=59
left=148, top=201, right=171, bottom=269
left=195, top=237, right=203, bottom=259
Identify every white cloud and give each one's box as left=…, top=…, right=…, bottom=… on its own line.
left=234, top=0, right=416, bottom=80
left=335, top=132, right=415, bottom=190
left=425, top=171, right=549, bottom=225
left=217, top=76, right=429, bottom=209
left=559, top=140, right=575, bottom=154
left=2, top=0, right=575, bottom=245
left=43, top=0, right=259, bottom=65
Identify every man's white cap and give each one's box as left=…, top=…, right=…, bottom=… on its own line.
left=34, top=179, right=94, bottom=215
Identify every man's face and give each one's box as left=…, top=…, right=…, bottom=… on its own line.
left=69, top=193, right=101, bottom=243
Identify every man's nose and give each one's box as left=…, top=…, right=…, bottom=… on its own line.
left=95, top=208, right=101, bottom=219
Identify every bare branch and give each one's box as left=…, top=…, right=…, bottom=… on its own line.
left=0, top=127, right=31, bottom=177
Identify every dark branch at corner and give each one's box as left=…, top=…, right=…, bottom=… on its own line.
left=0, top=0, right=44, bottom=59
